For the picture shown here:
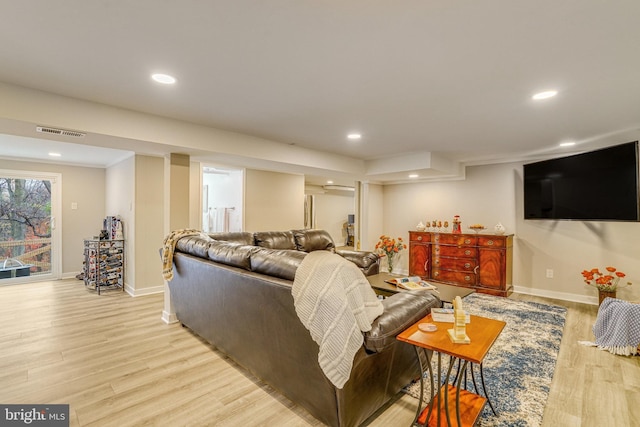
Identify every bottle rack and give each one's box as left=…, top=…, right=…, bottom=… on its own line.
left=83, top=239, right=124, bottom=294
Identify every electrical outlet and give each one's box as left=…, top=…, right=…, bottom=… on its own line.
left=546, top=269, right=554, bottom=278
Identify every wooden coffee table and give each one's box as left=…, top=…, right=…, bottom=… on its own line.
left=367, top=272, right=474, bottom=303
left=397, top=314, right=505, bottom=427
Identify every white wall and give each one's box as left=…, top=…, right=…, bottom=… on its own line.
left=134, top=155, right=165, bottom=294
left=361, top=182, right=383, bottom=252
left=382, top=162, right=640, bottom=304
left=190, top=161, right=201, bottom=230
left=106, top=155, right=135, bottom=290
left=245, top=170, right=304, bottom=231
left=313, top=192, right=354, bottom=246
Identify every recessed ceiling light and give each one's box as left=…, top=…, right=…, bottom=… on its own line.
left=532, top=90, right=558, bottom=100
left=48, top=152, right=61, bottom=157
left=408, top=174, right=419, bottom=178
left=559, top=141, right=576, bottom=147
left=151, top=73, right=176, bottom=84
left=347, top=133, right=362, bottom=140
left=326, top=180, right=334, bottom=184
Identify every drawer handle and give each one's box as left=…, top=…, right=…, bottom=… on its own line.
left=464, top=239, right=471, bottom=244
left=435, top=236, right=439, bottom=242
left=464, top=262, right=471, bottom=269
left=417, top=235, right=423, bottom=241
left=464, top=250, right=471, bottom=256
left=435, top=260, right=440, bottom=266
left=474, top=266, right=479, bottom=274
left=424, top=260, right=429, bottom=270
left=464, top=275, right=471, bottom=281
left=488, top=240, right=494, bottom=246
left=436, top=248, right=440, bottom=253
left=434, top=271, right=439, bottom=277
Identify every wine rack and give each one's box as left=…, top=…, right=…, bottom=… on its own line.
left=83, top=238, right=124, bottom=294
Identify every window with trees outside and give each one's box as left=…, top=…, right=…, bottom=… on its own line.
left=0, top=173, right=59, bottom=282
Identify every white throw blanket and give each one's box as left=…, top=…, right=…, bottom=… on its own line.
left=292, top=251, right=384, bottom=388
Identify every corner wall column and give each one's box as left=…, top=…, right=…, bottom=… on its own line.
left=162, top=153, right=191, bottom=324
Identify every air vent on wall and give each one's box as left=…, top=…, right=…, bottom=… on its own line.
left=36, top=126, right=86, bottom=138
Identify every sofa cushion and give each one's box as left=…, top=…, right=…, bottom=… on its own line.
left=336, top=249, right=378, bottom=270
left=208, top=232, right=254, bottom=246
left=250, top=248, right=307, bottom=281
left=207, top=241, right=254, bottom=270
left=364, top=292, right=441, bottom=353
left=175, top=235, right=214, bottom=258
left=254, top=231, right=297, bottom=250
left=293, top=229, right=336, bottom=253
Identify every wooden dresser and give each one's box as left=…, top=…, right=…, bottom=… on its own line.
left=408, top=231, right=513, bottom=297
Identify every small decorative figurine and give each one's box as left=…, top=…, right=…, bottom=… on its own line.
left=494, top=222, right=505, bottom=235
left=447, top=296, right=471, bottom=344
left=115, top=220, right=124, bottom=240
left=452, top=215, right=462, bottom=234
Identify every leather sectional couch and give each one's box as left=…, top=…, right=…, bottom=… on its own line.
left=167, top=229, right=441, bottom=427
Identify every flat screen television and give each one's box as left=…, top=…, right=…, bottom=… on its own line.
left=523, top=141, right=640, bottom=221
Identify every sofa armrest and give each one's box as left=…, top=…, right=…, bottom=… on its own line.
left=336, top=249, right=380, bottom=276
left=363, top=292, right=441, bottom=353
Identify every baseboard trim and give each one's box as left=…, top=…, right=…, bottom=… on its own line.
left=124, top=284, right=164, bottom=297
left=62, top=271, right=81, bottom=280
left=513, top=285, right=598, bottom=306
left=162, top=310, right=179, bottom=324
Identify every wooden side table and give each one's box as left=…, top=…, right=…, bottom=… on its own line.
left=397, top=314, right=505, bottom=427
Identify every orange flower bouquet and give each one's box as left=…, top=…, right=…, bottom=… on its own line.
left=581, top=266, right=632, bottom=292
left=375, top=235, right=407, bottom=273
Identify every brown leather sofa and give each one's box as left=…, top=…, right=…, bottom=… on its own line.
left=167, top=229, right=441, bottom=427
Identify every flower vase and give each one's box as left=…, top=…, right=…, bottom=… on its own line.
left=598, top=290, right=616, bottom=306
left=387, top=254, right=395, bottom=273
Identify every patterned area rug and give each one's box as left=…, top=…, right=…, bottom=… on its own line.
left=404, top=292, right=567, bottom=427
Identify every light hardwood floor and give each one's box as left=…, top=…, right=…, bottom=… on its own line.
left=1, top=280, right=638, bottom=426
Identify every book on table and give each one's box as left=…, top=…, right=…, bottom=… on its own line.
left=431, top=307, right=471, bottom=323
left=385, top=276, right=438, bottom=291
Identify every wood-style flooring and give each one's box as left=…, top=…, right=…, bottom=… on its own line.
left=0, top=280, right=638, bottom=426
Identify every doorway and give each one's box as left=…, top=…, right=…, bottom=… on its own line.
left=202, top=166, right=243, bottom=233
left=0, top=170, right=61, bottom=284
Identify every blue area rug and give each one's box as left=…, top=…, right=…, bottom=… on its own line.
left=404, top=292, right=567, bottom=427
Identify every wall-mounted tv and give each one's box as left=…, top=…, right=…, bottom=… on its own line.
left=524, top=141, right=640, bottom=221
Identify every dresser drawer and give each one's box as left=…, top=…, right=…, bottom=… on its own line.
left=478, top=236, right=506, bottom=247
left=409, top=231, right=430, bottom=242
left=433, top=257, right=477, bottom=271
left=432, top=268, right=477, bottom=285
left=432, top=234, right=476, bottom=246
left=433, top=245, right=477, bottom=258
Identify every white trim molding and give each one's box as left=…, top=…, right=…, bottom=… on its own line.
left=513, top=285, right=598, bottom=306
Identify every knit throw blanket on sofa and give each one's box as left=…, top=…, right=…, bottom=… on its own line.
left=162, top=229, right=206, bottom=281
left=292, top=251, right=384, bottom=389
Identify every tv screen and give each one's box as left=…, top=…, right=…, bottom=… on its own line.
left=524, top=141, right=640, bottom=221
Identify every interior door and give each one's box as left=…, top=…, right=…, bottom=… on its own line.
left=0, top=170, right=61, bottom=284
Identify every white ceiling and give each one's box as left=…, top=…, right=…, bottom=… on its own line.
left=1, top=1, right=639, bottom=183
left=0, top=134, right=131, bottom=168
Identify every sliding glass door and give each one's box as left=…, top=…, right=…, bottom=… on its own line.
left=0, top=170, right=61, bottom=284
